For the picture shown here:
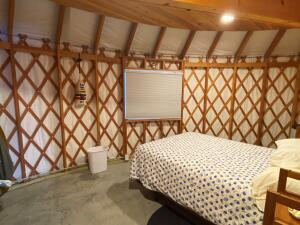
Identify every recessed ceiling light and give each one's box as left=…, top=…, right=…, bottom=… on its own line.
left=220, top=13, right=235, bottom=24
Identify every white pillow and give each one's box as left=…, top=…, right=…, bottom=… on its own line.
left=252, top=167, right=300, bottom=211
left=271, top=139, right=300, bottom=170
left=275, top=138, right=300, bottom=150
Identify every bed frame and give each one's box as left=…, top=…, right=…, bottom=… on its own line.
left=263, top=169, right=300, bottom=225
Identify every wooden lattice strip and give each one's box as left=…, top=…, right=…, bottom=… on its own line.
left=60, top=57, right=97, bottom=166
left=14, top=52, right=63, bottom=176
left=205, top=68, right=233, bottom=138
left=262, top=66, right=298, bottom=147
left=127, top=122, right=143, bottom=156
left=232, top=68, right=264, bottom=144
left=145, top=121, right=161, bottom=142
left=182, top=68, right=206, bottom=133
left=97, top=62, right=123, bottom=158
left=163, top=120, right=180, bottom=137
left=0, top=49, right=22, bottom=178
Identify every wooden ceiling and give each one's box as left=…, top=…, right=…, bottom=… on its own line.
left=52, top=0, right=300, bottom=31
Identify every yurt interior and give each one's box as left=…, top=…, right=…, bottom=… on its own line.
left=0, top=0, right=300, bottom=225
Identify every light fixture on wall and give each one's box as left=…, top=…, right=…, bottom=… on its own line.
left=220, top=13, right=235, bottom=24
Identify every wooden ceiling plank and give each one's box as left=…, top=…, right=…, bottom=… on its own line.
left=264, top=29, right=287, bottom=58
left=94, top=15, right=105, bottom=54
left=179, top=30, right=196, bottom=59
left=152, top=27, right=166, bottom=58
left=124, top=22, right=138, bottom=56
left=52, top=0, right=300, bottom=30
left=235, top=31, right=253, bottom=61
left=56, top=5, right=66, bottom=47
left=206, top=31, right=223, bottom=59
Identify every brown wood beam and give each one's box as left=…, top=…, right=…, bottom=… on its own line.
left=56, top=5, right=66, bottom=47
left=264, top=29, right=286, bottom=58
left=235, top=31, right=253, bottom=61
left=55, top=5, right=67, bottom=168
left=8, top=0, right=26, bottom=178
left=152, top=27, right=166, bottom=58
left=179, top=30, right=196, bottom=59
left=124, top=22, right=138, bottom=56
left=94, top=15, right=105, bottom=54
left=206, top=31, right=223, bottom=59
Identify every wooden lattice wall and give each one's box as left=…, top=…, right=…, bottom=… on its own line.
left=0, top=38, right=299, bottom=180
left=183, top=57, right=300, bottom=148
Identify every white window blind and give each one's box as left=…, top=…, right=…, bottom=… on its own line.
left=125, top=69, right=183, bottom=120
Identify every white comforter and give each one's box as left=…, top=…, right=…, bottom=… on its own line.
left=130, top=132, right=274, bottom=225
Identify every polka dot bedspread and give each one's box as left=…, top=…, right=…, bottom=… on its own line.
left=130, top=132, right=274, bottom=225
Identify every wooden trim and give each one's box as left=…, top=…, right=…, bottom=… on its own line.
left=206, top=31, right=223, bottom=59
left=124, top=22, right=138, bottom=56
left=94, top=15, right=105, bottom=54
left=8, top=0, right=26, bottom=178
left=264, top=29, right=286, bottom=58
left=122, top=58, right=127, bottom=156
left=228, top=65, right=238, bottom=139
left=180, top=61, right=185, bottom=132
left=126, top=118, right=181, bottom=123
left=179, top=30, right=196, bottom=59
left=256, top=65, right=269, bottom=145
left=55, top=6, right=67, bottom=168
left=185, top=61, right=298, bottom=68
left=202, top=67, right=209, bottom=133
left=235, top=31, right=253, bottom=61
left=290, top=62, right=300, bottom=130
left=152, top=27, right=166, bottom=58
left=56, top=5, right=66, bottom=45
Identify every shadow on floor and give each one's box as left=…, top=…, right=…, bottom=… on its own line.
left=107, top=180, right=214, bottom=225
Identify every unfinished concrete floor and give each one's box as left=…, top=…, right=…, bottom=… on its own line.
left=0, top=162, right=162, bottom=225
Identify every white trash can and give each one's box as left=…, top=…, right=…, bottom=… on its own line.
left=87, top=146, right=108, bottom=174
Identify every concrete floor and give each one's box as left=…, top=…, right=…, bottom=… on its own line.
left=0, top=162, right=161, bottom=225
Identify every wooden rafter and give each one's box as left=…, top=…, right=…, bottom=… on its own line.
left=56, top=5, right=66, bottom=47
left=206, top=31, right=223, bottom=59
left=53, top=0, right=300, bottom=30
left=124, top=22, right=138, bottom=56
left=179, top=30, right=196, bottom=59
left=235, top=31, right=253, bottom=61
left=152, top=27, right=166, bottom=58
left=94, top=15, right=105, bottom=54
left=264, top=29, right=286, bottom=58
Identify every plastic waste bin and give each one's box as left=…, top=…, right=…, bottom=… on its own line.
left=87, top=146, right=108, bottom=174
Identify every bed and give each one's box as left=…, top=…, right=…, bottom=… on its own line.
left=130, top=132, right=274, bottom=225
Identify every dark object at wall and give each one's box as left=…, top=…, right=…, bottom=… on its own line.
left=0, top=126, right=14, bottom=180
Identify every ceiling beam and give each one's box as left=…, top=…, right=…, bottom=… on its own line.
left=206, top=31, right=223, bottom=59
left=55, top=5, right=66, bottom=47
left=8, top=0, right=15, bottom=42
left=235, top=31, right=253, bottom=61
left=94, top=15, right=105, bottom=54
left=52, top=0, right=300, bottom=30
left=152, top=27, right=166, bottom=58
left=264, top=29, right=286, bottom=58
left=179, top=30, right=196, bottom=59
left=124, top=22, right=138, bottom=56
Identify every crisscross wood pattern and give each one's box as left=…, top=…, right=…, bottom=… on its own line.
left=0, top=49, right=22, bottom=178
left=232, top=68, right=264, bottom=144
left=14, top=51, right=63, bottom=177
left=182, top=68, right=206, bottom=132
left=205, top=67, right=234, bottom=138
left=60, top=57, right=97, bottom=166
left=261, top=66, right=298, bottom=147
left=97, top=62, right=123, bottom=158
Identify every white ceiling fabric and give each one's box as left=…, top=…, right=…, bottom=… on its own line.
left=0, top=0, right=300, bottom=57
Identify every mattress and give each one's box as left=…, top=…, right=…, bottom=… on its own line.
left=130, top=132, right=274, bottom=225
